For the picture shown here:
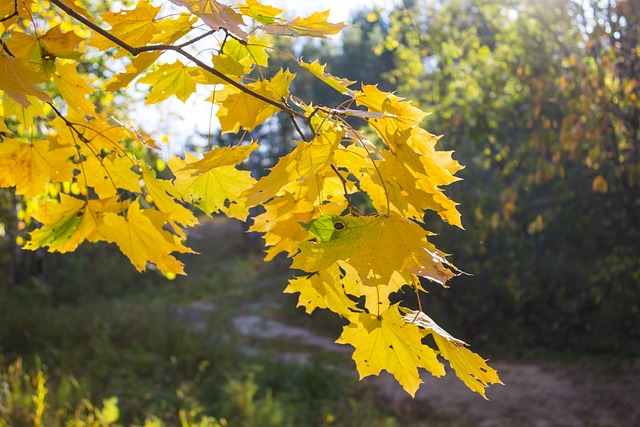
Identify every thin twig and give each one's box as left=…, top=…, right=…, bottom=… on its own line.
left=0, top=0, right=17, bottom=23
left=0, top=39, right=15, bottom=57
left=330, top=163, right=360, bottom=216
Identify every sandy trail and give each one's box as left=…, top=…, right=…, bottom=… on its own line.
left=232, top=313, right=640, bottom=427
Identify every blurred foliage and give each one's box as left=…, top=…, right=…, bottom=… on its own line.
left=356, top=0, right=640, bottom=355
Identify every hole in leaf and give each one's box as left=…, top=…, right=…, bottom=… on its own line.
left=333, top=221, right=345, bottom=231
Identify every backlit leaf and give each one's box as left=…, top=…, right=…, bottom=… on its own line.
left=0, top=53, right=51, bottom=107
left=139, top=62, right=200, bottom=104
left=292, top=212, right=456, bottom=287
left=0, top=137, right=75, bottom=196
left=169, top=0, right=247, bottom=39
left=300, top=59, right=355, bottom=95
left=285, top=263, right=360, bottom=317
left=237, top=0, right=284, bottom=24
left=216, top=69, right=295, bottom=133
left=263, top=10, right=347, bottom=38
left=90, top=1, right=161, bottom=51
left=98, top=201, right=193, bottom=276
left=337, top=306, right=445, bottom=397
left=168, top=148, right=257, bottom=219
left=40, top=25, right=84, bottom=59
left=244, top=125, right=345, bottom=206
left=403, top=309, right=503, bottom=398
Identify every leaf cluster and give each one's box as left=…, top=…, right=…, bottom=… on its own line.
left=0, top=0, right=501, bottom=396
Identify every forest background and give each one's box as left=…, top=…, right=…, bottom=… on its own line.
left=1, top=0, right=639, bottom=426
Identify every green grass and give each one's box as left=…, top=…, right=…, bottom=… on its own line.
left=0, top=217, right=421, bottom=427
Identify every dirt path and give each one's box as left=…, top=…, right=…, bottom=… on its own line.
left=378, top=361, right=640, bottom=427
left=231, top=313, right=640, bottom=427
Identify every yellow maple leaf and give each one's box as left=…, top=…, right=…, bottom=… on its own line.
left=139, top=62, right=201, bottom=104
left=263, top=10, right=347, bottom=38
left=106, top=52, right=162, bottom=91
left=0, top=2, right=15, bottom=18
left=150, top=13, right=196, bottom=44
left=98, top=201, right=193, bottom=276
left=285, top=263, right=360, bottom=317
left=180, top=142, right=258, bottom=172
left=76, top=153, right=141, bottom=199
left=216, top=69, right=295, bottom=133
left=40, top=25, right=84, bottom=59
left=169, top=0, right=247, bottom=39
left=25, top=194, right=86, bottom=253
left=237, top=0, right=284, bottom=24
left=168, top=149, right=256, bottom=219
left=355, top=85, right=427, bottom=128
left=376, top=140, right=463, bottom=227
left=0, top=53, right=52, bottom=107
left=211, top=52, right=250, bottom=80
left=221, top=35, right=270, bottom=68
left=292, top=212, right=456, bottom=287
left=244, top=125, right=345, bottom=206
left=300, top=59, right=355, bottom=95
left=141, top=164, right=198, bottom=227
left=403, top=309, right=503, bottom=398
left=337, top=306, right=445, bottom=397
left=90, top=1, right=161, bottom=52
left=337, top=261, right=411, bottom=314
left=0, top=137, right=75, bottom=196
left=53, top=60, right=96, bottom=114
left=249, top=192, right=316, bottom=259
left=25, top=195, right=128, bottom=253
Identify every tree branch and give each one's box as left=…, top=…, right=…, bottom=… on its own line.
left=48, top=0, right=306, bottom=122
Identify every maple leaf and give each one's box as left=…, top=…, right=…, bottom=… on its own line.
left=106, top=52, right=162, bottom=91
left=216, top=69, right=295, bottom=133
left=250, top=193, right=316, bottom=260
left=90, top=2, right=161, bottom=51
left=76, top=153, right=142, bottom=199
left=0, top=137, right=75, bottom=197
left=337, top=306, right=445, bottom=397
left=180, top=142, right=258, bottom=172
left=98, top=201, right=194, bottom=276
left=25, top=195, right=86, bottom=253
left=292, top=212, right=456, bottom=287
left=168, top=144, right=257, bottom=219
left=139, top=62, right=201, bottom=104
left=300, top=59, right=355, bottom=95
left=141, top=164, right=198, bottom=227
left=403, top=309, right=503, bottom=398
left=0, top=2, right=15, bottom=18
left=244, top=125, right=345, bottom=206
left=40, top=25, right=84, bottom=60
left=150, top=13, right=197, bottom=44
left=224, top=35, right=271, bottom=68
left=355, top=85, right=427, bottom=128
left=169, top=0, right=247, bottom=40
left=53, top=60, right=96, bottom=114
left=237, top=0, right=284, bottom=24
left=263, top=10, right=347, bottom=38
left=0, top=53, right=52, bottom=107
left=285, top=263, right=360, bottom=317
left=25, top=194, right=127, bottom=253
left=373, top=136, right=463, bottom=226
